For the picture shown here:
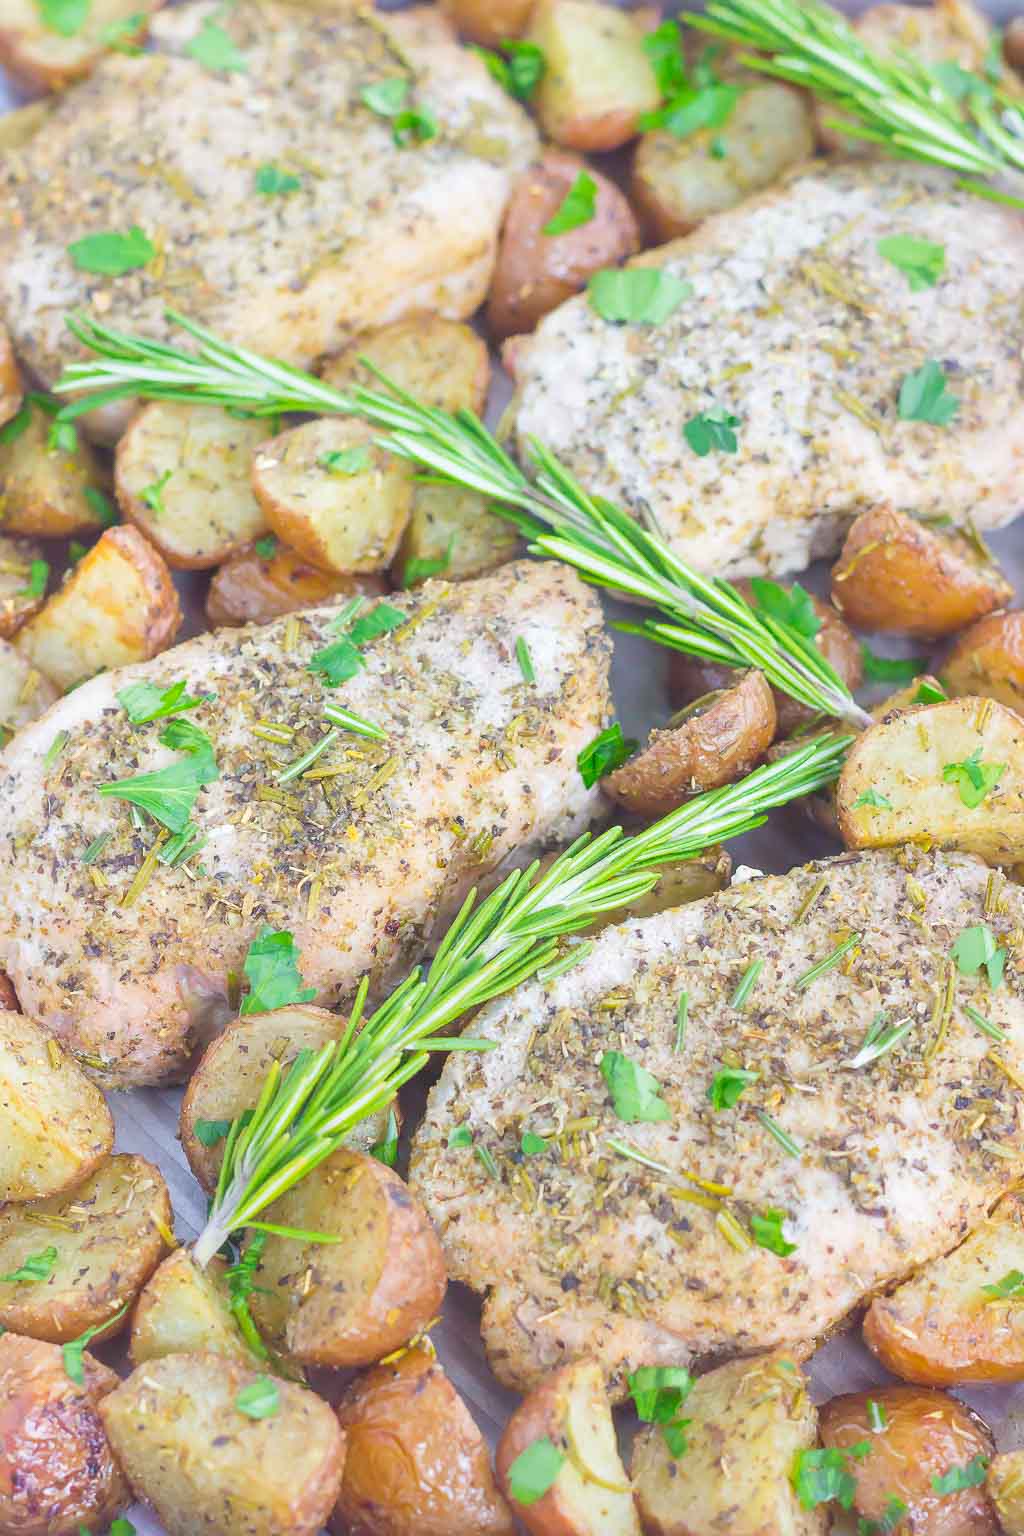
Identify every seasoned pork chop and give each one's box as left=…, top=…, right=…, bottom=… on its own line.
left=0, top=1, right=536, bottom=388
left=0, top=563, right=608, bottom=1087
left=508, top=161, right=1024, bottom=579
left=411, top=848, right=1024, bottom=1396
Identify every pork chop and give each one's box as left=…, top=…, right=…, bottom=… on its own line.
left=410, top=847, right=1024, bottom=1396
left=0, top=1, right=537, bottom=389
left=508, top=160, right=1024, bottom=580
left=0, top=562, right=608, bottom=1088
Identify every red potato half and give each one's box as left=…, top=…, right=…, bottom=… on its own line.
left=206, top=540, right=386, bottom=628
left=0, top=321, right=21, bottom=428
left=130, top=1247, right=262, bottom=1368
left=525, top=0, right=660, bottom=151
left=943, top=610, right=1024, bottom=713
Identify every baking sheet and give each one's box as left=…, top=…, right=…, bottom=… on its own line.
left=4, top=5, right=1024, bottom=1529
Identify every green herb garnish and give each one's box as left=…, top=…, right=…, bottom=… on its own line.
left=982, top=1269, right=1024, bottom=1299
left=600, top=1050, right=671, bottom=1124
left=859, top=1496, right=908, bottom=1535
left=542, top=172, right=597, bottom=236
left=853, top=788, right=892, bottom=810
left=684, top=406, right=740, bottom=456
left=0, top=1246, right=58, bottom=1284
left=942, top=747, right=1005, bottom=808
left=187, top=19, right=248, bottom=73
left=140, top=468, right=172, bottom=518
left=402, top=536, right=454, bottom=588
left=194, top=1119, right=232, bottom=1148
left=63, top=1303, right=129, bottom=1383
left=17, top=560, right=49, bottom=600
left=932, top=1455, right=988, bottom=1494
left=951, top=923, right=1005, bottom=989
left=84, top=486, right=118, bottom=526
left=0, top=402, right=32, bottom=445
left=913, top=679, right=947, bottom=705
left=642, top=19, right=688, bottom=98
left=98, top=12, right=144, bottom=51
left=473, top=39, right=546, bottom=100
left=587, top=268, right=693, bottom=326
left=876, top=235, right=945, bottom=290
left=515, top=636, right=535, bottom=684
left=254, top=534, right=277, bottom=559
left=750, top=1208, right=796, bottom=1256
left=240, top=927, right=316, bottom=1015
left=675, top=989, right=688, bottom=1052
left=860, top=645, right=928, bottom=684
left=756, top=1110, right=801, bottom=1157
left=521, top=1132, right=547, bottom=1156
left=628, top=1364, right=693, bottom=1457
left=254, top=165, right=301, bottom=196
left=730, top=958, right=763, bottom=1008
left=794, top=931, right=861, bottom=989
left=360, top=78, right=437, bottom=146
left=867, top=1399, right=888, bottom=1431
left=898, top=360, right=960, bottom=425
left=749, top=578, right=821, bottom=640
left=235, top=1376, right=279, bottom=1419
left=36, top=0, right=88, bottom=37
left=507, top=1438, right=564, bottom=1505
left=577, top=722, right=637, bottom=787
left=67, top=227, right=155, bottom=276
left=448, top=1125, right=473, bottom=1149
left=117, top=678, right=214, bottom=725
left=98, top=720, right=219, bottom=834
left=708, top=1065, right=758, bottom=1110
left=348, top=604, right=406, bottom=646
left=370, top=1107, right=400, bottom=1167
left=791, top=1447, right=857, bottom=1511
left=319, top=445, right=372, bottom=476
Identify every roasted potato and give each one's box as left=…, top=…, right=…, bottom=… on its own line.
left=115, top=401, right=270, bottom=569
left=0, top=537, right=50, bottom=640
left=944, top=611, right=1024, bottom=713
left=604, top=669, right=776, bottom=818
left=0, top=973, right=18, bottom=1011
left=206, top=538, right=387, bottom=628
left=14, top=524, right=182, bottom=691
left=394, top=483, right=520, bottom=587
left=130, top=1247, right=261, bottom=1368
left=579, top=845, right=732, bottom=937
left=329, top=1346, right=515, bottom=1536
left=320, top=316, right=490, bottom=416
left=0, top=322, right=21, bottom=428
left=0, top=1011, right=114, bottom=1203
left=0, top=1153, right=171, bottom=1345
left=987, top=1451, right=1024, bottom=1535
left=819, top=1386, right=997, bottom=1536
left=526, top=0, right=660, bottom=151
left=99, top=1351, right=345, bottom=1536
left=439, top=0, right=535, bottom=46
left=486, top=150, right=640, bottom=340
left=631, top=1353, right=822, bottom=1536
left=1007, top=17, right=1024, bottom=75
left=0, top=98, right=52, bottom=150
left=863, top=1194, right=1024, bottom=1385
left=0, top=0, right=160, bottom=93
left=632, top=82, right=815, bottom=242
left=836, top=695, right=1024, bottom=862
left=0, top=645, right=60, bottom=747
left=252, top=419, right=413, bottom=575
left=0, top=1332, right=128, bottom=1536
left=247, top=1148, right=446, bottom=1369
left=0, top=396, right=112, bottom=539
left=496, top=1357, right=639, bottom=1535
left=831, top=508, right=1013, bottom=639
left=179, top=1006, right=400, bottom=1193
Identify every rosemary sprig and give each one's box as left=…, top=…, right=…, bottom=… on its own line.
left=54, top=311, right=870, bottom=728
left=191, top=731, right=851, bottom=1264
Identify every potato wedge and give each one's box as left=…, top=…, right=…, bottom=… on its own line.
left=486, top=150, right=640, bottom=341
left=252, top=419, right=413, bottom=575
left=0, top=1153, right=171, bottom=1344
left=632, top=81, right=815, bottom=242
left=631, top=1353, right=823, bottom=1536
left=0, top=1332, right=128, bottom=1536
left=393, top=483, right=520, bottom=587
left=329, top=1346, right=515, bottom=1536
left=988, top=1451, right=1024, bottom=1535
left=247, top=1148, right=446, bottom=1368
left=0, top=0, right=160, bottom=93
left=320, top=316, right=490, bottom=416
left=0, top=322, right=21, bottom=429
left=836, top=695, right=1024, bottom=862
left=0, top=1011, right=114, bottom=1203
left=863, top=1194, right=1024, bottom=1385
left=0, top=973, right=18, bottom=1011
left=115, top=402, right=270, bottom=569
left=496, top=1357, right=639, bottom=1535
left=99, top=1352, right=345, bottom=1536
left=944, top=611, right=1024, bottom=713
left=831, top=508, right=1013, bottom=639
left=819, top=1386, right=997, bottom=1536
left=605, top=669, right=776, bottom=818
left=0, top=396, right=112, bottom=539
left=526, top=0, right=660, bottom=151
left=179, top=1006, right=400, bottom=1193
left=0, top=536, right=50, bottom=640
left=206, top=538, right=387, bottom=628
left=14, top=524, right=182, bottom=691
left=1008, top=17, right=1024, bottom=75
left=130, top=1247, right=261, bottom=1368
left=439, top=0, right=535, bottom=47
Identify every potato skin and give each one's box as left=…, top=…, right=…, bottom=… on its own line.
left=0, top=538, right=51, bottom=642
left=831, top=508, right=1013, bottom=638
left=943, top=611, right=1024, bottom=713
left=206, top=540, right=386, bottom=628
left=819, top=1387, right=997, bottom=1536
left=0, top=0, right=160, bottom=93
left=487, top=151, right=639, bottom=341
left=329, top=1346, right=515, bottom=1536
left=0, top=397, right=111, bottom=539
left=1007, top=17, right=1024, bottom=75
left=439, top=0, right=535, bottom=47
left=526, top=0, right=660, bottom=151
left=0, top=323, right=21, bottom=429
left=988, top=1451, right=1024, bottom=1535
left=321, top=316, right=490, bottom=417
left=0, top=974, right=18, bottom=1012
left=0, top=1332, right=128, bottom=1536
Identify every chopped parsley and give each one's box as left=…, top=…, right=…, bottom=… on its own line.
left=708, top=1065, right=759, bottom=1111
left=360, top=77, right=437, bottom=146
left=254, top=164, right=302, bottom=196
left=866, top=1399, right=888, bottom=1431
left=193, top=1119, right=232, bottom=1148
left=791, top=1446, right=857, bottom=1511
left=448, top=1125, right=473, bottom=1149
left=640, top=30, right=738, bottom=139
left=577, top=722, right=637, bottom=786
left=98, top=720, right=219, bottom=834
left=951, top=922, right=1006, bottom=989
left=63, top=1303, right=129, bottom=1383
left=36, top=0, right=88, bottom=37
left=982, top=1268, right=1024, bottom=1299
left=17, top=559, right=49, bottom=600
left=347, top=604, right=405, bottom=646
left=187, top=19, right=248, bottom=73
left=628, top=1364, right=693, bottom=1457
left=852, top=789, right=892, bottom=810
left=254, top=534, right=278, bottom=559
left=67, top=226, right=155, bottom=276
left=684, top=406, right=741, bottom=457
left=319, top=445, right=372, bottom=476
left=860, top=645, right=928, bottom=684
left=913, top=679, right=947, bottom=705
left=876, top=234, right=945, bottom=291
left=750, top=1208, right=796, bottom=1256
left=898, top=360, right=960, bottom=425
left=239, top=926, right=317, bottom=1015
left=587, top=268, right=693, bottom=326
left=932, top=1455, right=988, bottom=1494
left=749, top=578, right=821, bottom=640
left=117, top=678, right=214, bottom=726
left=308, top=636, right=363, bottom=686
left=520, top=1132, right=547, bottom=1156
left=942, top=747, right=1005, bottom=808
left=642, top=19, right=688, bottom=98
left=542, top=171, right=597, bottom=236
left=0, top=402, right=32, bottom=445
left=99, top=12, right=144, bottom=52
left=507, top=1438, right=564, bottom=1505
left=859, top=1496, right=908, bottom=1534
left=48, top=418, right=77, bottom=454
left=600, top=1050, right=671, bottom=1124
left=402, top=536, right=454, bottom=588
left=370, top=1107, right=400, bottom=1168
left=235, top=1377, right=279, bottom=1419
left=141, top=469, right=173, bottom=518
left=515, top=636, right=535, bottom=684
left=84, top=485, right=118, bottom=526
left=473, top=39, right=545, bottom=101
left=0, top=1245, right=58, bottom=1284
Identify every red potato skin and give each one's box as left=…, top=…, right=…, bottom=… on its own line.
left=0, top=326, right=21, bottom=428
left=438, top=0, right=535, bottom=47
left=943, top=610, right=1024, bottom=713
left=206, top=542, right=387, bottom=628
left=0, top=973, right=18, bottom=1011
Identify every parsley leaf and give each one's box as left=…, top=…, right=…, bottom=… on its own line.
left=254, top=164, right=301, bottom=196
left=951, top=923, right=1006, bottom=989
left=193, top=1118, right=231, bottom=1148
left=141, top=469, right=172, bottom=518
left=360, top=77, right=437, bottom=146
left=913, top=679, right=947, bottom=705
left=0, top=402, right=32, bottom=445
left=932, top=1455, right=989, bottom=1494
left=683, top=406, right=740, bottom=456
left=235, top=1377, right=279, bottom=1419
left=600, top=1050, right=671, bottom=1123
left=98, top=721, right=219, bottom=833
left=240, top=926, right=316, bottom=1015
left=187, top=19, right=248, bottom=73
left=898, top=360, right=960, bottom=425
left=708, top=1065, right=759, bottom=1111
left=642, top=19, right=688, bottom=98
left=474, top=39, right=546, bottom=101
left=749, top=578, right=821, bottom=640
left=853, top=789, right=892, bottom=810
left=859, top=1495, right=908, bottom=1534
left=627, top=1364, right=693, bottom=1457
left=48, top=417, right=77, bottom=454
left=860, top=645, right=928, bottom=684
left=982, top=1268, right=1024, bottom=1299
left=307, top=636, right=364, bottom=687
left=791, top=1447, right=857, bottom=1511
left=877, top=235, right=945, bottom=291
left=942, top=747, right=1005, bottom=808
left=84, top=485, right=118, bottom=526
left=507, top=1438, right=564, bottom=1505
left=35, top=0, right=88, bottom=38
left=644, top=81, right=739, bottom=138
left=577, top=722, right=637, bottom=786
left=348, top=604, right=406, bottom=646
left=67, top=226, right=154, bottom=276
left=448, top=1125, right=473, bottom=1149
left=110, top=1521, right=137, bottom=1536
left=17, top=559, right=49, bottom=600
left=319, top=446, right=372, bottom=476
left=542, top=171, right=597, bottom=236
left=254, top=534, right=277, bottom=559
left=521, top=1131, right=547, bottom=1156
left=0, top=1245, right=58, bottom=1284
left=588, top=268, right=693, bottom=325
left=63, top=1303, right=129, bottom=1383
left=117, top=679, right=214, bottom=726
left=750, top=1208, right=796, bottom=1256
left=370, top=1107, right=400, bottom=1167
left=98, top=12, right=144, bottom=51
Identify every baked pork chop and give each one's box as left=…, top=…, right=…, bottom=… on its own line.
left=508, top=160, right=1024, bottom=580
left=0, top=1, right=536, bottom=390
left=0, top=563, right=608, bottom=1088
left=411, top=847, right=1024, bottom=1396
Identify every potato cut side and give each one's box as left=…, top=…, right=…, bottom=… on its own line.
left=0, top=1153, right=171, bottom=1344
left=0, top=321, right=21, bottom=428
left=0, top=0, right=161, bottom=92
left=836, top=696, right=1024, bottom=862
left=0, top=397, right=112, bottom=538
left=252, top=419, right=412, bottom=575
left=330, top=1346, right=515, bottom=1536
left=527, top=0, right=660, bottom=151
left=0, top=1011, right=114, bottom=1202
left=99, top=1352, right=345, bottom=1536
left=115, top=402, right=270, bottom=569
left=989, top=1451, right=1024, bottom=1536
left=206, top=538, right=386, bottom=628
left=0, top=534, right=50, bottom=639
left=632, top=1354, right=823, bottom=1536
left=944, top=611, right=1024, bottom=714
left=130, top=1248, right=261, bottom=1368
left=179, top=1006, right=399, bottom=1193
left=14, top=524, right=182, bottom=691
left=439, top=0, right=535, bottom=47
left=394, top=483, right=520, bottom=587
left=248, top=1148, right=446, bottom=1368
left=320, top=316, right=490, bottom=416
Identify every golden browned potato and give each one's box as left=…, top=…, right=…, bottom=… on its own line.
left=439, top=0, right=535, bottom=46
left=496, top=1358, right=639, bottom=1535
left=252, top=419, right=413, bottom=575
left=631, top=1354, right=823, bottom=1536
left=632, top=82, right=815, bottom=242
left=0, top=98, right=52, bottom=150
left=0, top=536, right=50, bottom=640
left=0, top=973, right=18, bottom=1011
left=179, top=1006, right=399, bottom=1193
left=486, top=151, right=640, bottom=341
left=831, top=508, right=1013, bottom=639
left=0, top=1011, right=114, bottom=1203
left=0, top=1153, right=171, bottom=1344
left=14, top=524, right=182, bottom=691
left=320, top=316, right=490, bottom=416
left=130, top=1247, right=261, bottom=1368
left=863, top=1194, right=1024, bottom=1385
left=0, top=322, right=21, bottom=428
left=329, top=1346, right=516, bottom=1536
left=0, top=397, right=112, bottom=538
left=0, top=0, right=160, bottom=92
left=0, top=641, right=59, bottom=748
left=248, top=1148, right=446, bottom=1369
left=944, top=611, right=1024, bottom=713
left=206, top=538, right=387, bottom=628
left=604, top=669, right=776, bottom=818
left=820, top=1386, right=997, bottom=1536
left=99, top=1352, right=346, bottom=1536
left=115, top=402, right=270, bottom=569
left=0, top=1332, right=129, bottom=1536
left=1007, top=17, right=1024, bottom=74
left=393, top=483, right=520, bottom=587
left=526, top=0, right=660, bottom=151
left=836, top=695, right=1024, bottom=862
left=988, top=1451, right=1024, bottom=1535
